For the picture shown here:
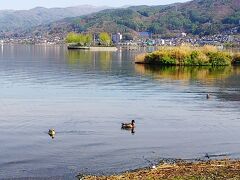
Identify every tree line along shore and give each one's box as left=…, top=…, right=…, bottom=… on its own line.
left=65, top=32, right=113, bottom=47
left=135, top=45, right=240, bottom=66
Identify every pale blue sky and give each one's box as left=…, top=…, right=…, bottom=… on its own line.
left=0, top=0, right=190, bottom=10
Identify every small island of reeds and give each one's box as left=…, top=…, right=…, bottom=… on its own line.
left=135, top=45, right=240, bottom=66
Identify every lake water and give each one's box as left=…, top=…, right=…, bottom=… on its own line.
left=0, top=45, right=240, bottom=179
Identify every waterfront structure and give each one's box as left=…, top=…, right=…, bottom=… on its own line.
left=112, top=33, right=122, bottom=44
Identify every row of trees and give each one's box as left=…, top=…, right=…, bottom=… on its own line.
left=65, top=32, right=92, bottom=46
left=65, top=32, right=112, bottom=46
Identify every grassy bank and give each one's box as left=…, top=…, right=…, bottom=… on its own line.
left=83, top=159, right=240, bottom=180
left=135, top=46, right=240, bottom=66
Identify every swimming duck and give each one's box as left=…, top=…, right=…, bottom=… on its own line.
left=206, top=94, right=210, bottom=99
left=48, top=129, right=56, bottom=138
left=205, top=153, right=210, bottom=159
left=122, top=120, right=135, bottom=129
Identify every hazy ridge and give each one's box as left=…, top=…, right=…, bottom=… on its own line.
left=0, top=5, right=109, bottom=33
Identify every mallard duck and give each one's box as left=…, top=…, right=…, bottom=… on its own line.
left=48, top=129, right=56, bottom=138
left=122, top=120, right=135, bottom=129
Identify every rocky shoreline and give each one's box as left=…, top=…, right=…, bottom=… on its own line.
left=81, top=159, right=240, bottom=180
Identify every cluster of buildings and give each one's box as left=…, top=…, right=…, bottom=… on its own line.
left=0, top=30, right=239, bottom=48
left=116, top=32, right=240, bottom=47
left=152, top=34, right=239, bottom=47
left=0, top=35, right=65, bottom=44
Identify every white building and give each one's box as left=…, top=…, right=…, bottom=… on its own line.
left=112, top=33, right=123, bottom=43
left=181, top=32, right=187, bottom=37
left=161, top=39, right=165, bottom=45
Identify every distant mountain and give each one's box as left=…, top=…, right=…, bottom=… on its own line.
left=26, top=0, right=239, bottom=38
left=0, top=5, right=109, bottom=33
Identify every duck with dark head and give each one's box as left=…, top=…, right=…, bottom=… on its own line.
left=206, top=94, right=210, bottom=99
left=122, top=120, right=135, bottom=129
left=48, top=129, right=56, bottom=139
left=121, top=120, right=136, bottom=135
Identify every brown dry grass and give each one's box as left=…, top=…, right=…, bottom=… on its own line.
left=135, top=53, right=147, bottom=63
left=82, top=160, right=240, bottom=180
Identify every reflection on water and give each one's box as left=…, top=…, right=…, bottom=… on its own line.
left=0, top=45, right=240, bottom=179
left=67, top=50, right=112, bottom=71
left=135, top=65, right=240, bottom=82
left=67, top=50, right=94, bottom=66
left=124, top=128, right=135, bottom=135
left=135, top=65, right=240, bottom=102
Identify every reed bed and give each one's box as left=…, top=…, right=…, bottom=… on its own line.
left=135, top=45, right=235, bottom=66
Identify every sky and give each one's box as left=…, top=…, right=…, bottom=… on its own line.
left=0, top=0, right=190, bottom=10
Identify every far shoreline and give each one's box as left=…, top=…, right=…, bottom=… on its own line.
left=67, top=45, right=118, bottom=51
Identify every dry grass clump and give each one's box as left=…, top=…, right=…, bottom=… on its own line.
left=200, top=45, right=218, bottom=54
left=135, top=53, right=147, bottom=63
left=83, top=160, right=240, bottom=180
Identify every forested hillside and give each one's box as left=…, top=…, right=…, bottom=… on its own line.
left=44, top=0, right=239, bottom=36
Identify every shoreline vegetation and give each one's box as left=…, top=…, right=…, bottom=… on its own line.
left=82, top=159, right=240, bottom=180
left=67, top=44, right=118, bottom=51
left=65, top=32, right=117, bottom=51
left=135, top=45, right=240, bottom=66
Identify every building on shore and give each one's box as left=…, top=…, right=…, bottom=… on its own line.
left=112, top=33, right=122, bottom=44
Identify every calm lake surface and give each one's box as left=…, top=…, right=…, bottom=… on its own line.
left=0, top=45, right=240, bottom=179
